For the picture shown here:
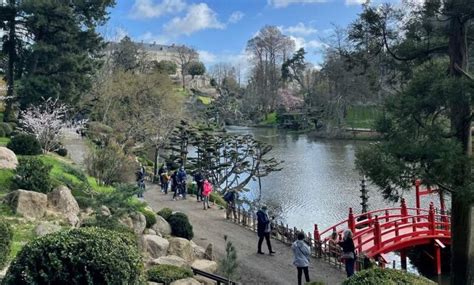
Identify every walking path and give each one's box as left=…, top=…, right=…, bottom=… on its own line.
left=62, top=128, right=88, bottom=167
left=144, top=184, right=345, bottom=285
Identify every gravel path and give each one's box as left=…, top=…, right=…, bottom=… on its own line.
left=62, top=128, right=88, bottom=167
left=144, top=184, right=345, bottom=285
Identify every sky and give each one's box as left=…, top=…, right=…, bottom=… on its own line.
left=103, top=0, right=396, bottom=71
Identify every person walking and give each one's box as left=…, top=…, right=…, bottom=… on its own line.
left=171, top=170, right=179, bottom=200
left=338, top=229, right=356, bottom=278
left=161, top=168, right=170, bottom=194
left=177, top=166, right=187, bottom=199
left=292, top=232, right=311, bottom=285
left=194, top=170, right=204, bottom=202
left=202, top=178, right=213, bottom=210
left=136, top=166, right=145, bottom=198
left=158, top=165, right=165, bottom=192
left=224, top=190, right=237, bottom=220
left=256, top=205, right=275, bottom=255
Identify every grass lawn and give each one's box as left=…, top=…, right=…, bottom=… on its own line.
left=345, top=105, right=381, bottom=129
left=0, top=137, right=10, bottom=146
left=261, top=112, right=277, bottom=125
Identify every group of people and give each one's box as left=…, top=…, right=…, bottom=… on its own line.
left=157, top=165, right=188, bottom=200
left=255, top=204, right=356, bottom=285
left=192, top=170, right=213, bottom=210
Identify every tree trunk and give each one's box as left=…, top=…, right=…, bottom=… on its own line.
left=447, top=11, right=473, bottom=285
left=4, top=0, right=16, bottom=122
left=153, top=146, right=159, bottom=182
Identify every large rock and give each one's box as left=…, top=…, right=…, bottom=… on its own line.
left=204, top=243, right=215, bottom=261
left=151, top=215, right=171, bottom=236
left=142, top=235, right=169, bottom=259
left=131, top=212, right=146, bottom=235
left=193, top=275, right=215, bottom=285
left=151, top=255, right=189, bottom=268
left=34, top=221, right=61, bottom=237
left=190, top=241, right=206, bottom=260
left=170, top=278, right=201, bottom=285
left=167, top=237, right=194, bottom=262
left=47, top=186, right=80, bottom=226
left=4, top=190, right=47, bottom=219
left=191, top=259, right=218, bottom=274
left=0, top=147, right=18, bottom=170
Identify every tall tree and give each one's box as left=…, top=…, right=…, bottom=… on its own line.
left=111, top=36, right=141, bottom=72
left=350, top=2, right=474, bottom=283
left=174, top=45, right=198, bottom=90
left=186, top=61, right=206, bottom=79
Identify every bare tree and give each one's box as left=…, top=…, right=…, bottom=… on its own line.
left=174, top=45, right=198, bottom=90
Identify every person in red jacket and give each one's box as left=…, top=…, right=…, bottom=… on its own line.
left=202, top=178, right=213, bottom=210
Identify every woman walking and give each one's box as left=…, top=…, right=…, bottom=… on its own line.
left=292, top=232, right=311, bottom=285
left=338, top=229, right=356, bottom=278
left=202, top=178, right=213, bottom=210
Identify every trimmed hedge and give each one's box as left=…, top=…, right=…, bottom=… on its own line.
left=0, top=219, right=12, bottom=270
left=141, top=209, right=157, bottom=229
left=0, top=123, right=13, bottom=137
left=157, top=207, right=173, bottom=221
left=6, top=134, right=42, bottom=155
left=55, top=147, right=68, bottom=157
left=147, top=264, right=193, bottom=284
left=13, top=157, right=52, bottom=193
left=168, top=212, right=194, bottom=240
left=342, top=268, right=435, bottom=285
left=2, top=227, right=144, bottom=285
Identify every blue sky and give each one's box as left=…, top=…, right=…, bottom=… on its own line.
left=103, top=0, right=384, bottom=69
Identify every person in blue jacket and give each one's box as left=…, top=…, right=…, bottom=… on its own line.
left=256, top=205, right=276, bottom=255
left=176, top=166, right=187, bottom=199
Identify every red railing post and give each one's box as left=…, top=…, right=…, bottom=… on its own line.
left=401, top=198, right=408, bottom=223
left=374, top=216, right=382, bottom=251
left=368, top=212, right=372, bottom=228
left=429, top=203, right=436, bottom=235
left=385, top=210, right=390, bottom=223
left=348, top=207, right=356, bottom=234
left=394, top=221, right=399, bottom=242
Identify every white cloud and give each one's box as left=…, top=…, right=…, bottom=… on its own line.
left=345, top=0, right=365, bottom=5
left=228, top=11, right=244, bottom=24
left=137, top=32, right=170, bottom=44
left=198, top=50, right=217, bottom=64
left=267, top=0, right=328, bottom=8
left=130, top=0, right=187, bottom=19
left=279, top=22, right=317, bottom=36
left=164, top=3, right=225, bottom=36
left=289, top=36, right=327, bottom=50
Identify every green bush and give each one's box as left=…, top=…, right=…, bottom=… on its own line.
left=55, top=147, right=68, bottom=157
left=0, top=123, right=13, bottom=137
left=0, top=128, right=5, bottom=138
left=81, top=214, right=135, bottom=238
left=147, top=264, right=193, bottom=284
left=141, top=209, right=157, bottom=228
left=168, top=212, right=194, bottom=240
left=342, top=268, right=435, bottom=285
left=3, top=227, right=144, bottom=285
left=0, top=219, right=13, bottom=270
left=13, top=157, right=52, bottom=193
left=7, top=134, right=42, bottom=155
left=157, top=207, right=173, bottom=221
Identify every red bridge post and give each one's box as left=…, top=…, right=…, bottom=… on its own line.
left=429, top=203, right=436, bottom=235
left=374, top=216, right=382, bottom=251
left=348, top=208, right=356, bottom=234
left=401, top=198, right=408, bottom=223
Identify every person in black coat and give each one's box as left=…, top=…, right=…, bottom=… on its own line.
left=193, top=170, right=204, bottom=202
left=338, top=229, right=356, bottom=277
left=256, top=205, right=276, bottom=255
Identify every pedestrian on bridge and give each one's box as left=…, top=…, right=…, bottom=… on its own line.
left=292, top=232, right=311, bottom=285
left=338, top=229, right=356, bottom=278
left=256, top=205, right=276, bottom=255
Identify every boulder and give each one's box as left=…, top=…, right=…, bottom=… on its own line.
left=191, top=259, right=218, bottom=274
left=167, top=237, right=194, bottom=262
left=47, top=186, right=80, bottom=226
left=34, top=221, right=62, bottom=237
left=193, top=275, right=216, bottom=285
left=100, top=205, right=111, bottom=216
left=204, top=243, right=215, bottom=261
left=144, top=228, right=158, bottom=235
left=170, top=278, right=201, bottom=285
left=142, top=235, right=169, bottom=259
left=151, top=215, right=171, bottom=236
left=4, top=190, right=47, bottom=219
left=0, top=147, right=18, bottom=170
left=151, top=255, right=189, bottom=268
left=119, top=216, right=133, bottom=229
left=130, top=212, right=146, bottom=235
left=190, top=241, right=206, bottom=260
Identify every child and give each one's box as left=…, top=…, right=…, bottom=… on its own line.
left=202, top=179, right=213, bottom=210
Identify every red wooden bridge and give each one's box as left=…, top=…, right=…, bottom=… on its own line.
left=313, top=182, right=451, bottom=275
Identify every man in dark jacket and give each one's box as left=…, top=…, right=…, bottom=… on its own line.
left=193, top=170, right=204, bottom=202
left=177, top=166, right=187, bottom=199
left=256, top=205, right=275, bottom=255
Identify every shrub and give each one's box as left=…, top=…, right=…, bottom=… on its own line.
left=157, top=207, right=173, bottom=221
left=0, top=123, right=13, bottom=137
left=55, top=147, right=68, bottom=157
left=168, top=212, right=194, bottom=240
left=3, top=227, right=144, bottom=285
left=0, top=220, right=13, bottom=270
left=13, top=157, right=52, bottom=193
left=147, top=264, right=193, bottom=284
left=0, top=128, right=5, bottom=138
left=6, top=134, right=42, bottom=155
left=342, top=268, right=435, bottom=285
left=141, top=209, right=157, bottom=228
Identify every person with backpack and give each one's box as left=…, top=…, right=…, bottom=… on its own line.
left=171, top=170, right=179, bottom=200
left=202, top=178, right=213, bottom=210
left=161, top=167, right=170, bottom=194
left=224, top=190, right=237, bottom=220
left=292, top=232, right=311, bottom=285
left=194, top=170, right=204, bottom=202
left=339, top=229, right=356, bottom=277
left=177, top=166, right=187, bottom=199
left=158, top=165, right=166, bottom=192
left=256, top=205, right=275, bottom=255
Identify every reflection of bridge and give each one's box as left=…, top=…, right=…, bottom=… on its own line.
left=314, top=182, right=451, bottom=275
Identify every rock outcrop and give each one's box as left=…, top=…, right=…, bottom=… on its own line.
left=151, top=215, right=171, bottom=236
left=151, top=255, right=188, bottom=268
left=191, top=259, right=218, bottom=274
left=142, top=235, right=170, bottom=259
left=131, top=212, right=147, bottom=235
left=170, top=278, right=201, bottom=285
left=34, top=221, right=62, bottom=237
left=190, top=241, right=206, bottom=260
left=47, top=186, right=80, bottom=226
left=4, top=190, right=47, bottom=219
left=0, top=147, right=18, bottom=170
left=167, top=237, right=194, bottom=262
